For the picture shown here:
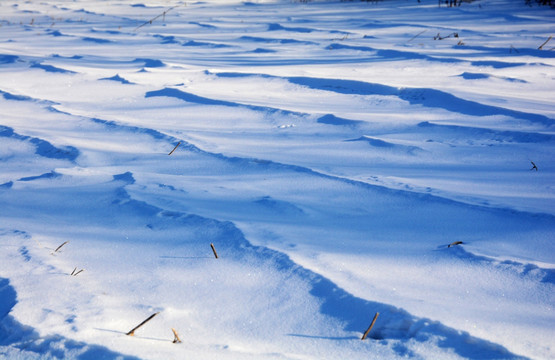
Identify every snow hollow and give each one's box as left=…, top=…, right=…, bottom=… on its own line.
left=0, top=0, right=554, bottom=359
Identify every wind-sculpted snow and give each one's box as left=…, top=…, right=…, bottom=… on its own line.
left=213, top=72, right=555, bottom=130
left=0, top=279, right=141, bottom=360
left=0, top=172, right=532, bottom=359
left=99, top=74, right=133, bottom=84
left=442, top=246, right=555, bottom=285
left=82, top=36, right=112, bottom=44
left=1, top=0, right=554, bottom=359
left=417, top=121, right=554, bottom=144
left=145, top=87, right=303, bottom=117
left=134, top=58, right=165, bottom=68
left=328, top=42, right=554, bottom=65
left=267, top=23, right=315, bottom=33
left=0, top=89, right=56, bottom=105
left=0, top=279, right=16, bottom=319
left=246, top=243, right=527, bottom=360
left=238, top=35, right=317, bottom=45
left=346, top=136, right=422, bottom=155
left=30, top=62, right=77, bottom=74
left=259, top=74, right=554, bottom=127
left=182, top=40, right=230, bottom=48
left=18, top=171, right=62, bottom=182
left=0, top=125, right=79, bottom=161
left=458, top=72, right=527, bottom=83
left=316, top=114, right=364, bottom=127
left=307, top=277, right=526, bottom=360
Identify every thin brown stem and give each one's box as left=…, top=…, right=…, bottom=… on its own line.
left=73, top=269, right=85, bottom=276
left=168, top=142, right=181, bottom=155
left=407, top=30, right=426, bottom=43
left=53, top=241, right=69, bottom=254
left=126, top=312, right=160, bottom=336
left=211, top=243, right=219, bottom=259
left=538, top=35, right=552, bottom=50
left=361, top=312, right=379, bottom=340
left=134, top=6, right=180, bottom=31
left=172, top=328, right=182, bottom=343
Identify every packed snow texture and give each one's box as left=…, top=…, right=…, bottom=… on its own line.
left=0, top=0, right=554, bottom=359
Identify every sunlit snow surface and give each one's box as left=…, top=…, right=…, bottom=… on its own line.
left=0, top=0, right=554, bottom=359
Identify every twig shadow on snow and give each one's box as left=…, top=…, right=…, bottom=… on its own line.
left=287, top=333, right=358, bottom=341
left=93, top=327, right=127, bottom=335
left=159, top=255, right=213, bottom=259
left=93, top=328, right=170, bottom=343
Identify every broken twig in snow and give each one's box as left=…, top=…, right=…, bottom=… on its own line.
left=211, top=243, right=219, bottom=259
left=134, top=6, right=180, bottom=31
left=448, top=241, right=464, bottom=248
left=52, top=241, right=69, bottom=254
left=126, top=312, right=160, bottom=336
left=73, top=269, right=85, bottom=276
left=361, top=312, right=379, bottom=340
left=538, top=36, right=552, bottom=50
left=407, top=30, right=427, bottom=43
left=172, top=328, right=182, bottom=343
left=168, top=142, right=181, bottom=155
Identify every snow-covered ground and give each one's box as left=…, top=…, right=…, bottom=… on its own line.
left=1, top=0, right=554, bottom=359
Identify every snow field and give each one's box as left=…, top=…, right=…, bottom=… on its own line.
left=1, top=0, right=554, bottom=359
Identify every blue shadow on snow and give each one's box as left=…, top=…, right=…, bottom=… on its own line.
left=0, top=125, right=79, bottom=161
left=0, top=278, right=141, bottom=360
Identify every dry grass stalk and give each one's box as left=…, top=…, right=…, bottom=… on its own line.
left=73, top=269, right=85, bottom=276
left=361, top=312, right=379, bottom=340
left=126, top=312, right=160, bottom=336
left=70, top=267, right=85, bottom=276
left=134, top=6, right=180, bottom=31
left=168, top=142, right=181, bottom=155
left=538, top=35, right=552, bottom=50
left=172, top=328, right=182, bottom=343
left=211, top=243, right=219, bottom=259
left=407, top=30, right=426, bottom=43
left=53, top=241, right=69, bottom=254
